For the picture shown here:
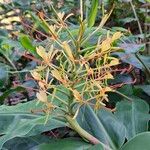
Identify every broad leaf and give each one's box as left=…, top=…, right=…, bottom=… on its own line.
left=108, top=85, right=133, bottom=105
left=135, top=85, right=150, bottom=96
left=119, top=43, right=145, bottom=54
left=114, top=53, right=150, bottom=69
left=109, top=74, right=133, bottom=85
left=0, top=100, right=66, bottom=149
left=115, top=98, right=150, bottom=139
left=77, top=105, right=126, bottom=149
left=3, top=135, right=50, bottom=150
left=121, top=132, right=150, bottom=150
left=36, top=138, right=96, bottom=150
left=88, top=144, right=104, bottom=150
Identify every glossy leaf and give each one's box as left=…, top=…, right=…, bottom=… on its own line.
left=36, top=138, right=95, bottom=150
left=115, top=98, right=150, bottom=140
left=77, top=105, right=126, bottom=149
left=121, top=132, right=150, bottom=150
left=0, top=100, right=66, bottom=149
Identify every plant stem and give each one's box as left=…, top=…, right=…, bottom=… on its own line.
left=1, top=51, right=22, bottom=81
left=80, top=0, right=83, bottom=21
left=65, top=115, right=112, bottom=150
left=130, top=1, right=143, bottom=35
left=135, top=52, right=150, bottom=77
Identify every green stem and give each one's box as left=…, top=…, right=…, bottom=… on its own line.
left=65, top=115, right=112, bottom=150
left=80, top=0, right=83, bottom=21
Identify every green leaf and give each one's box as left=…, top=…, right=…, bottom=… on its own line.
left=0, top=86, right=26, bottom=104
left=115, top=98, right=150, bottom=140
left=36, top=138, right=95, bottom=150
left=19, top=34, right=36, bottom=55
left=108, top=85, right=133, bottom=105
left=77, top=105, right=126, bottom=149
left=119, top=43, right=145, bottom=54
left=114, top=53, right=150, bottom=70
left=88, top=0, right=99, bottom=27
left=29, top=11, right=49, bottom=33
left=0, top=63, right=9, bottom=89
left=88, top=144, right=104, bottom=150
left=109, top=74, right=133, bottom=85
left=121, top=132, right=150, bottom=150
left=3, top=135, right=50, bottom=150
left=135, top=85, right=150, bottom=96
left=0, top=100, right=66, bottom=149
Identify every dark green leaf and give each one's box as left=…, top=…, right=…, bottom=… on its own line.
left=135, top=85, right=150, bottom=96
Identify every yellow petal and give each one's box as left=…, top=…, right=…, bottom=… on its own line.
left=100, top=87, right=112, bottom=97
left=49, top=25, right=56, bottom=34
left=51, top=69, right=63, bottom=82
left=31, top=71, right=41, bottom=80
left=57, top=12, right=65, bottom=20
left=36, top=90, right=47, bottom=103
left=101, top=38, right=111, bottom=52
left=109, top=58, right=120, bottom=66
left=104, top=87, right=112, bottom=92
left=72, top=89, right=82, bottom=102
left=35, top=66, right=47, bottom=72
left=38, top=81, right=46, bottom=90
left=62, top=41, right=74, bottom=62
left=92, top=80, right=102, bottom=89
left=36, top=46, right=49, bottom=63
left=112, top=32, right=122, bottom=42
left=103, top=73, right=114, bottom=79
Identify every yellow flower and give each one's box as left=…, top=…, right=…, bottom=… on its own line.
left=101, top=38, right=111, bottom=52
left=111, top=32, right=122, bottom=42
left=72, top=89, right=83, bottom=103
left=103, top=73, right=114, bottom=79
left=62, top=41, right=75, bottom=62
left=31, top=71, right=41, bottom=80
left=36, top=90, right=47, bottom=103
left=109, top=58, right=120, bottom=66
left=51, top=69, right=63, bottom=82
left=36, top=46, right=49, bottom=64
